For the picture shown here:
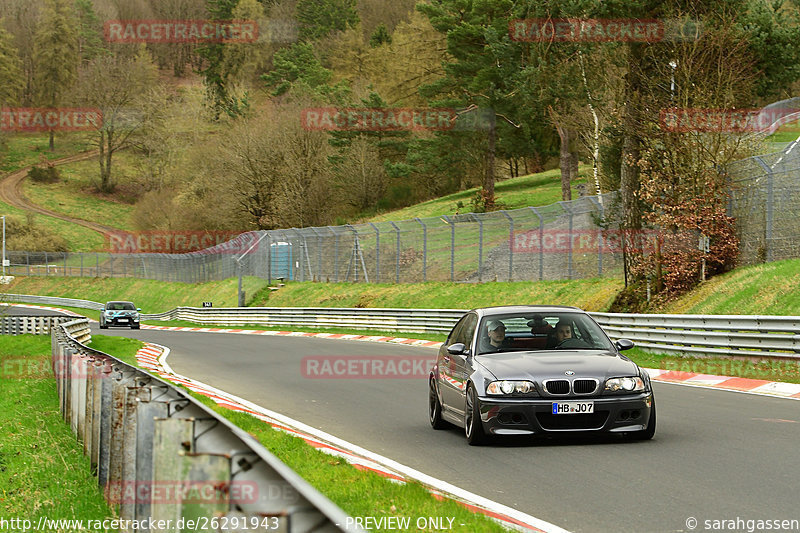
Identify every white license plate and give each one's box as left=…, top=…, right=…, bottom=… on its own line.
left=552, top=402, right=594, bottom=414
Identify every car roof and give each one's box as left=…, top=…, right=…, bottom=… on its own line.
left=470, top=305, right=584, bottom=317
left=106, top=300, right=135, bottom=305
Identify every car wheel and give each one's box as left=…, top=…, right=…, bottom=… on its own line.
left=631, top=398, right=656, bottom=440
left=429, top=377, right=447, bottom=429
left=131, top=325, right=140, bottom=330
left=99, top=319, right=107, bottom=329
left=464, top=384, right=487, bottom=446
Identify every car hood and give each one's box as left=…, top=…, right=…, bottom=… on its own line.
left=475, top=350, right=639, bottom=381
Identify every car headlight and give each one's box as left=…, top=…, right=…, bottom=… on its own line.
left=605, top=376, right=645, bottom=392
left=486, top=380, right=537, bottom=395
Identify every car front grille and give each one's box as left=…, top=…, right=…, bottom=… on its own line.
left=573, top=379, right=598, bottom=394
left=545, top=380, right=570, bottom=395
left=536, top=411, right=609, bottom=430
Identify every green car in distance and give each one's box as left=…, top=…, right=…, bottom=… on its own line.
left=100, top=301, right=141, bottom=329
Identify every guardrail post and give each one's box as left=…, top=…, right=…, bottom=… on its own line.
left=414, top=218, right=427, bottom=282
left=98, top=360, right=114, bottom=487
left=151, top=417, right=195, bottom=526
left=136, top=387, right=170, bottom=524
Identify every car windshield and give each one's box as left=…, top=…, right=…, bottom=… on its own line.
left=108, top=302, right=135, bottom=310
left=476, top=311, right=614, bottom=354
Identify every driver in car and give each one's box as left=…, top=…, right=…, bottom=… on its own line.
left=481, top=320, right=511, bottom=353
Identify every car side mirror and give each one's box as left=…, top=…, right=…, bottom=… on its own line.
left=615, top=339, right=634, bottom=351
left=136, top=308, right=141, bottom=312
left=446, top=343, right=467, bottom=355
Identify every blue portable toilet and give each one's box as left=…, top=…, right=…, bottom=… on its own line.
left=270, top=241, right=293, bottom=280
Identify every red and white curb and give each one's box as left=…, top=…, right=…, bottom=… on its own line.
left=141, top=324, right=443, bottom=348
left=645, top=368, right=800, bottom=399
left=4, top=303, right=83, bottom=316
left=139, top=324, right=800, bottom=401
left=134, top=342, right=567, bottom=533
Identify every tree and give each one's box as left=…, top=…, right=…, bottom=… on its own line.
left=369, top=23, right=391, bottom=47
left=221, top=0, right=271, bottom=84
left=296, top=0, right=359, bottom=41
left=418, top=0, right=525, bottom=209
left=262, top=42, right=334, bottom=96
left=73, top=48, right=158, bottom=192
left=197, top=0, right=248, bottom=119
left=32, top=0, right=79, bottom=151
left=0, top=22, right=24, bottom=106
left=0, top=22, right=24, bottom=154
left=74, top=0, right=104, bottom=64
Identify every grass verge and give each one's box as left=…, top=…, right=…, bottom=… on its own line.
left=0, top=335, right=116, bottom=525
left=656, top=258, right=800, bottom=315
left=180, top=387, right=509, bottom=533
left=252, top=279, right=623, bottom=312
left=3, top=276, right=269, bottom=314
left=366, top=165, right=592, bottom=222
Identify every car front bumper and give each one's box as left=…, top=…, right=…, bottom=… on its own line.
left=104, top=316, right=139, bottom=326
left=478, top=392, right=653, bottom=435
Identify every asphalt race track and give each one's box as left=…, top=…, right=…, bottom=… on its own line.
left=92, top=325, right=800, bottom=533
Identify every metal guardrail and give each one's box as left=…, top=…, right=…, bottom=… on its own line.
left=0, top=315, right=74, bottom=336
left=4, top=292, right=104, bottom=311
left=51, top=318, right=360, bottom=533
left=143, top=307, right=466, bottom=334
left=10, top=293, right=800, bottom=360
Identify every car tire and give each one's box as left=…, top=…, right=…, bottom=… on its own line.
left=131, top=325, right=140, bottom=330
left=429, top=377, right=448, bottom=430
left=631, top=398, right=656, bottom=440
left=99, top=319, right=107, bottom=329
left=464, top=384, right=487, bottom=446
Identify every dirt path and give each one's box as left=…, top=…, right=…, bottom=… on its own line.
left=0, top=150, right=119, bottom=236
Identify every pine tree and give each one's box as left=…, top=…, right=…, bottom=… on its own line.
left=32, top=0, right=79, bottom=150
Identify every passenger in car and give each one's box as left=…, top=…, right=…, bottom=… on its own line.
left=547, top=320, right=574, bottom=348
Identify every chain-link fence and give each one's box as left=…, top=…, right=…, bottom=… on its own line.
left=727, top=139, right=800, bottom=264
left=5, top=193, right=637, bottom=283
